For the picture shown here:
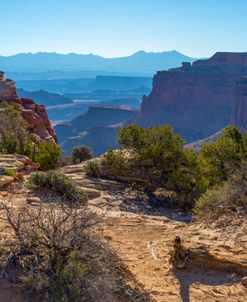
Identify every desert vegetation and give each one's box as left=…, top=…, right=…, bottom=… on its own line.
left=72, top=145, right=93, bottom=164
left=101, top=125, right=247, bottom=217
left=0, top=199, right=143, bottom=302
left=27, top=171, right=88, bottom=206
left=0, top=171, right=149, bottom=302
left=85, top=160, right=102, bottom=177
left=0, top=101, right=246, bottom=219
left=0, top=102, right=61, bottom=170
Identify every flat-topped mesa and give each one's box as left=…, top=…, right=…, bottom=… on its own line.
left=0, top=72, right=57, bottom=142
left=194, top=52, right=247, bottom=67
left=138, top=52, right=247, bottom=143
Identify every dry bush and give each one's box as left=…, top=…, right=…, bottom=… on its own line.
left=84, top=160, right=102, bottom=177
left=194, top=160, right=247, bottom=219
left=0, top=201, right=150, bottom=302
left=27, top=171, right=88, bottom=206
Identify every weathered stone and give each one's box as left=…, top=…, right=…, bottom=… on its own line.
left=0, top=176, right=14, bottom=187
left=26, top=196, right=41, bottom=205
left=82, top=187, right=101, bottom=199
left=0, top=72, right=57, bottom=142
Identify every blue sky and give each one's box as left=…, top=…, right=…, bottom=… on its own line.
left=1, top=0, right=246, bottom=58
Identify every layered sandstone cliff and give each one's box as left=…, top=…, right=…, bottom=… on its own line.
left=0, top=71, right=56, bottom=142
left=138, top=52, right=247, bottom=142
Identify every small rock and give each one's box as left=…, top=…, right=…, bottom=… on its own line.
left=26, top=196, right=41, bottom=204
left=241, top=276, right=247, bottom=287
left=15, top=173, right=25, bottom=181
left=0, top=176, right=14, bottom=187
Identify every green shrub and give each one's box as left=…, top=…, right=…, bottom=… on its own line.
left=72, top=145, right=93, bottom=164
left=104, top=148, right=130, bottom=174
left=194, top=177, right=247, bottom=219
left=84, top=160, right=102, bottom=177
left=28, top=171, right=88, bottom=206
left=106, top=125, right=199, bottom=209
left=0, top=102, right=30, bottom=154
left=4, top=168, right=16, bottom=177
left=33, top=142, right=62, bottom=171
left=198, top=126, right=247, bottom=190
left=193, top=186, right=220, bottom=218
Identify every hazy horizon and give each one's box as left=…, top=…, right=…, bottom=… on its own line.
left=2, top=0, right=247, bottom=58
left=0, top=49, right=197, bottom=59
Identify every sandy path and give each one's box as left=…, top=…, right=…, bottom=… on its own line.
left=103, top=215, right=246, bottom=302
left=0, top=162, right=246, bottom=302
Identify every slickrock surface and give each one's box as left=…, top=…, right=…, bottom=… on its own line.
left=0, top=71, right=56, bottom=142
left=0, top=155, right=38, bottom=188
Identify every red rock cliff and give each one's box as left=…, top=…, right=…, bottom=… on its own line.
left=138, top=52, right=247, bottom=142
left=0, top=71, right=57, bottom=142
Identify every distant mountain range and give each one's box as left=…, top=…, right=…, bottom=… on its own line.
left=1, top=51, right=196, bottom=79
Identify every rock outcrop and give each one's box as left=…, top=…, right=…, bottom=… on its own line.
left=0, top=71, right=56, bottom=142
left=0, top=154, right=38, bottom=188
left=138, top=52, right=247, bottom=142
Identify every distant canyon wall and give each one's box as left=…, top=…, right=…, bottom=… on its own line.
left=137, top=52, right=247, bottom=142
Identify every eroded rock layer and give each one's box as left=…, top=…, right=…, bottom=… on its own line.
left=138, top=52, right=247, bottom=142
left=0, top=71, right=56, bottom=142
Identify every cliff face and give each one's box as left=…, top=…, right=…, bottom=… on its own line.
left=234, top=77, right=247, bottom=131
left=138, top=52, right=247, bottom=142
left=0, top=72, right=56, bottom=142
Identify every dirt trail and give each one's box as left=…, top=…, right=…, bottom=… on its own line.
left=61, top=165, right=247, bottom=302
left=0, top=162, right=246, bottom=301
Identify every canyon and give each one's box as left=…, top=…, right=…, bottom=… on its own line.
left=54, top=52, right=247, bottom=156
left=56, top=106, right=138, bottom=155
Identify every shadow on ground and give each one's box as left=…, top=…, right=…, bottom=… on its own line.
left=173, top=266, right=242, bottom=302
